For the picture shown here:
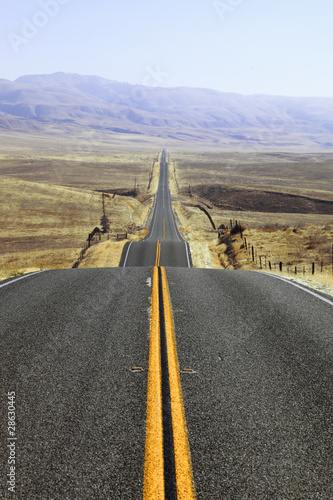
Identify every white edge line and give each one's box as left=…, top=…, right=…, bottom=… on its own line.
left=146, top=194, right=158, bottom=241
left=147, top=205, right=157, bottom=240
left=261, top=272, right=333, bottom=307
left=0, top=270, right=45, bottom=290
left=170, top=206, right=181, bottom=242
left=184, top=241, right=191, bottom=268
left=123, top=241, right=133, bottom=267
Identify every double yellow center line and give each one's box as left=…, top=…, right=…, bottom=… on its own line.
left=145, top=156, right=195, bottom=498
left=144, top=265, right=196, bottom=499
left=155, top=221, right=166, bottom=267
left=155, top=242, right=161, bottom=267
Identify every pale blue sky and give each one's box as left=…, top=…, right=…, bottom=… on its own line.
left=1, top=0, right=333, bottom=96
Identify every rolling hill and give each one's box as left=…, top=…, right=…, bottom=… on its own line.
left=0, top=72, right=333, bottom=149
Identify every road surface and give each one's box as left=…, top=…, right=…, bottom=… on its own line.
left=121, top=149, right=191, bottom=268
left=1, top=150, right=332, bottom=499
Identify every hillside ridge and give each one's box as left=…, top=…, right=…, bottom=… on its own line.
left=1, top=72, right=332, bottom=149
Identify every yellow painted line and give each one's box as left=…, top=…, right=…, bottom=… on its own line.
left=155, top=241, right=161, bottom=267
left=160, top=267, right=196, bottom=499
left=162, top=160, right=165, bottom=211
left=144, top=266, right=164, bottom=499
left=161, top=159, right=166, bottom=242
left=155, top=241, right=158, bottom=267
left=162, top=219, right=166, bottom=241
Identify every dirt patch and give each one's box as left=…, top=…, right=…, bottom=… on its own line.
left=96, top=188, right=139, bottom=198
left=182, top=184, right=333, bottom=214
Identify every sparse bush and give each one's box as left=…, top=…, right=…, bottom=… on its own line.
left=230, top=224, right=245, bottom=236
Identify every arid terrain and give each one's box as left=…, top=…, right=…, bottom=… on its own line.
left=1, top=143, right=333, bottom=296
left=0, top=145, right=160, bottom=281
left=168, top=151, right=333, bottom=295
left=2, top=73, right=333, bottom=150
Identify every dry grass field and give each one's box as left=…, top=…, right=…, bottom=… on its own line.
left=169, top=152, right=333, bottom=295
left=0, top=153, right=155, bottom=190
left=1, top=137, right=333, bottom=298
left=0, top=147, right=160, bottom=280
left=172, top=150, right=333, bottom=193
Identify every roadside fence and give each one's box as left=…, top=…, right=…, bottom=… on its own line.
left=219, top=220, right=333, bottom=276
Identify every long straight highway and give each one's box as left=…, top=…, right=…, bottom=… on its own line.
left=1, top=150, right=332, bottom=499
left=121, top=149, right=191, bottom=268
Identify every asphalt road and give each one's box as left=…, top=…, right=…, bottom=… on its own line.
left=1, top=268, right=152, bottom=499
left=121, top=150, right=191, bottom=268
left=1, top=150, right=332, bottom=499
left=166, top=268, right=333, bottom=499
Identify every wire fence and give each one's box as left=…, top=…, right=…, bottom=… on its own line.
left=219, top=219, right=333, bottom=276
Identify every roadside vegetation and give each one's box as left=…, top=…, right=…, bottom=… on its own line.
left=169, top=152, right=333, bottom=295
left=0, top=152, right=159, bottom=281
left=1, top=145, right=333, bottom=297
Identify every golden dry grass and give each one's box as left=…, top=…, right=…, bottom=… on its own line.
left=0, top=151, right=157, bottom=191
left=2, top=145, right=333, bottom=299
left=0, top=155, right=160, bottom=279
left=171, top=150, right=333, bottom=194
left=78, top=240, right=128, bottom=269
left=0, top=176, right=99, bottom=279
left=170, top=155, right=333, bottom=295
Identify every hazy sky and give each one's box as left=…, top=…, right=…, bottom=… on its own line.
left=2, top=0, right=333, bottom=97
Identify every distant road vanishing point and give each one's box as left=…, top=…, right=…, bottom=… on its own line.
left=121, top=148, right=191, bottom=268
left=0, top=150, right=332, bottom=499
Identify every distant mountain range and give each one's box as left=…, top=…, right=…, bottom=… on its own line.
left=0, top=72, right=333, bottom=149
